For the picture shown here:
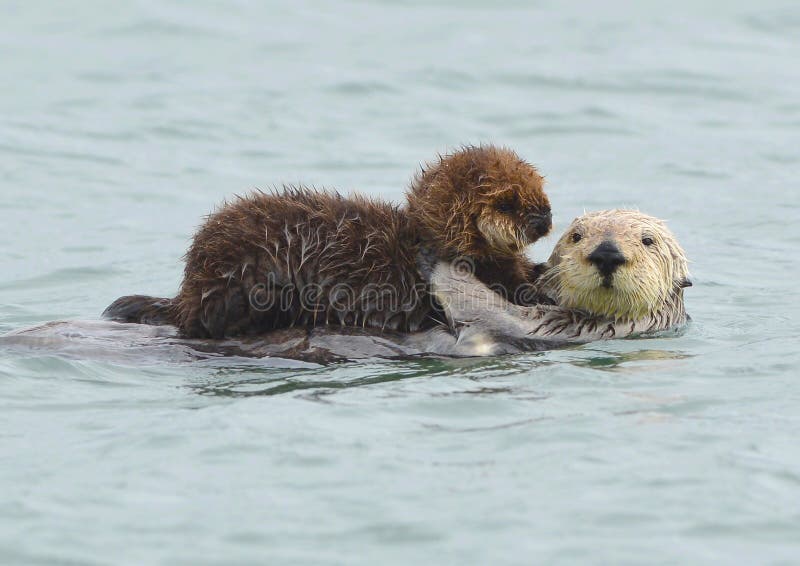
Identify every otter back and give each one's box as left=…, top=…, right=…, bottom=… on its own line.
left=170, top=188, right=433, bottom=338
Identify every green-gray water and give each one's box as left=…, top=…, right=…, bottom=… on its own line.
left=2, top=1, right=800, bottom=564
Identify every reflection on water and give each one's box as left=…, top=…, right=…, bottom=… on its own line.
left=567, top=348, right=694, bottom=372
left=189, top=363, right=435, bottom=398
left=187, top=356, right=555, bottom=398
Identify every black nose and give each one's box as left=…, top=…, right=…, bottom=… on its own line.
left=588, top=240, right=627, bottom=276
left=527, top=211, right=552, bottom=237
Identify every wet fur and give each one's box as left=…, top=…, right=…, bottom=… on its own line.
left=28, top=212, right=690, bottom=363
left=537, top=209, right=690, bottom=323
left=425, top=210, right=692, bottom=355
left=105, top=146, right=552, bottom=338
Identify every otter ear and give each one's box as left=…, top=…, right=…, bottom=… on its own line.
left=678, top=277, right=692, bottom=288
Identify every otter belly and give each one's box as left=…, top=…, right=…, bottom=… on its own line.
left=0, top=321, right=447, bottom=365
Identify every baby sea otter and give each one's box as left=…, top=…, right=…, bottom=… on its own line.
left=104, top=145, right=552, bottom=338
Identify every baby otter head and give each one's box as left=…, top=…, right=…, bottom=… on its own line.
left=407, top=145, right=551, bottom=260
left=542, top=210, right=691, bottom=321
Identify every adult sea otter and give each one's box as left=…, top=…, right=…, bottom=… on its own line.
left=2, top=210, right=691, bottom=363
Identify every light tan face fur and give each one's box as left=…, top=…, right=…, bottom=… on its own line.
left=540, top=210, right=690, bottom=320
left=476, top=207, right=528, bottom=255
left=477, top=214, right=520, bottom=254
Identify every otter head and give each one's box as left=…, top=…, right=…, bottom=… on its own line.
left=407, top=145, right=551, bottom=260
left=541, top=210, right=691, bottom=321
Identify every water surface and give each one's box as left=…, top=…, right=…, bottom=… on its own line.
left=2, top=1, right=800, bottom=564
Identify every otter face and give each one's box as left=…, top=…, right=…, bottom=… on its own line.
left=476, top=191, right=552, bottom=256
left=542, top=210, right=690, bottom=321
left=407, top=145, right=551, bottom=259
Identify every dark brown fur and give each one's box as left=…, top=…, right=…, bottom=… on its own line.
left=408, top=145, right=552, bottom=295
left=104, top=146, right=552, bottom=338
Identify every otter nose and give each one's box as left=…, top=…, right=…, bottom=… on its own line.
left=527, top=211, right=552, bottom=237
left=588, top=241, right=627, bottom=276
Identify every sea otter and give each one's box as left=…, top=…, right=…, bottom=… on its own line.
left=104, top=145, right=552, bottom=338
left=420, top=209, right=692, bottom=355
left=5, top=210, right=691, bottom=363
left=535, top=209, right=691, bottom=323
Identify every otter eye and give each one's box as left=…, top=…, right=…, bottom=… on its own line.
left=571, top=233, right=582, bottom=243
left=642, top=237, right=655, bottom=246
left=496, top=203, right=515, bottom=214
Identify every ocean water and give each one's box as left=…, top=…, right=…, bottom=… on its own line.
left=2, top=1, right=800, bottom=564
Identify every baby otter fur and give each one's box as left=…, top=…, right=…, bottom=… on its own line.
left=408, top=145, right=552, bottom=295
left=104, top=145, right=552, bottom=338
